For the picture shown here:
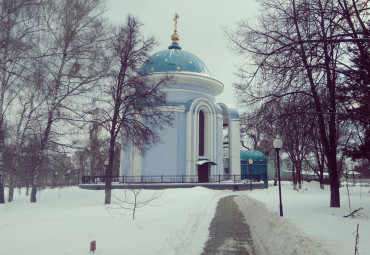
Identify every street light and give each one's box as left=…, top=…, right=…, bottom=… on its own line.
left=248, top=158, right=253, bottom=191
left=104, top=160, right=109, bottom=172
left=104, top=160, right=109, bottom=182
left=55, top=171, right=58, bottom=186
left=273, top=136, right=283, bottom=217
left=67, top=169, right=71, bottom=186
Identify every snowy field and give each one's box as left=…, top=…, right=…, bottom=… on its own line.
left=0, top=182, right=369, bottom=255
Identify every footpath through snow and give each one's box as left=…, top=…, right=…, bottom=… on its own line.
left=0, top=182, right=368, bottom=255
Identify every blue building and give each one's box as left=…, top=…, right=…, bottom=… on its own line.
left=120, top=16, right=240, bottom=182
left=240, top=150, right=268, bottom=188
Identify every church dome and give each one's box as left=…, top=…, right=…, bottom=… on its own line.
left=139, top=42, right=211, bottom=76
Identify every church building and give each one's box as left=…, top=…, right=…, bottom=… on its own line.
left=120, top=15, right=240, bottom=182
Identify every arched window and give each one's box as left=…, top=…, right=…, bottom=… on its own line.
left=199, top=110, right=205, bottom=156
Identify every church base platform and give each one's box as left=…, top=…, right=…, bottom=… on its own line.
left=79, top=182, right=265, bottom=190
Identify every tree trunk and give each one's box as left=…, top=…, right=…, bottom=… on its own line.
left=104, top=136, right=116, bottom=204
left=274, top=156, right=278, bottom=186
left=292, top=0, right=340, bottom=207
left=0, top=133, right=4, bottom=204
left=30, top=166, right=40, bottom=203
left=26, top=169, right=29, bottom=196
left=8, top=168, right=15, bottom=202
left=292, top=163, right=297, bottom=190
left=8, top=155, right=19, bottom=202
left=328, top=150, right=340, bottom=207
left=0, top=171, right=4, bottom=203
left=30, top=186, right=37, bottom=202
left=296, top=163, right=302, bottom=190
left=0, top=24, right=8, bottom=204
left=0, top=107, right=4, bottom=203
left=319, top=0, right=340, bottom=207
left=319, top=168, right=324, bottom=189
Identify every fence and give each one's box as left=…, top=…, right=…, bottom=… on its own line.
left=81, top=174, right=256, bottom=184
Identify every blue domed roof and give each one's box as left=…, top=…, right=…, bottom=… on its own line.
left=139, top=42, right=210, bottom=76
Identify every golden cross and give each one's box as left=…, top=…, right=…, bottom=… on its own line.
left=173, top=13, right=179, bottom=33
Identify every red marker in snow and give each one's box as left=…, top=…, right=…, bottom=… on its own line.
left=90, top=240, right=96, bottom=254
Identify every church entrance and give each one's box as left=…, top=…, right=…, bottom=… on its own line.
left=198, top=163, right=209, bottom=183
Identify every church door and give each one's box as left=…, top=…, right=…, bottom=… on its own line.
left=198, top=163, right=209, bottom=183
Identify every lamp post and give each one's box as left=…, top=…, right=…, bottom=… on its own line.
left=104, top=160, right=109, bottom=182
left=273, top=136, right=283, bottom=217
left=248, top=158, right=253, bottom=191
left=104, top=160, right=109, bottom=171
left=67, top=169, right=71, bottom=186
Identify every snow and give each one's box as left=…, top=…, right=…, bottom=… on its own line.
left=247, top=181, right=370, bottom=255
left=0, top=182, right=369, bottom=255
left=0, top=187, right=232, bottom=255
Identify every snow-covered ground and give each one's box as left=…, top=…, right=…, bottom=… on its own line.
left=239, top=181, right=369, bottom=255
left=0, top=182, right=369, bottom=255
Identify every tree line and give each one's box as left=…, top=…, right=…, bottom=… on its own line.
left=0, top=0, right=173, bottom=204
left=230, top=0, right=369, bottom=207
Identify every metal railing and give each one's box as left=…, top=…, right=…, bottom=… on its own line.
left=81, top=174, right=258, bottom=184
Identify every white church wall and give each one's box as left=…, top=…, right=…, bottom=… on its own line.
left=120, top=141, right=142, bottom=177
left=216, top=114, right=224, bottom=175
left=120, top=144, right=131, bottom=176
left=229, top=119, right=241, bottom=176
left=141, top=113, right=179, bottom=176
left=175, top=112, right=187, bottom=175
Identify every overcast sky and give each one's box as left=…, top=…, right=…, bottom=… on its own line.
left=106, top=0, right=260, bottom=106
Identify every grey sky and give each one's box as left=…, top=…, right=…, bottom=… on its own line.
left=106, top=0, right=260, bottom=106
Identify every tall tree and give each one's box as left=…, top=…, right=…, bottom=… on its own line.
left=304, top=122, right=327, bottom=189
left=95, top=15, right=174, bottom=204
left=29, top=0, right=107, bottom=202
left=89, top=120, right=105, bottom=176
left=228, top=0, right=368, bottom=207
left=276, top=97, right=313, bottom=190
left=337, top=0, right=370, bottom=162
left=7, top=74, right=40, bottom=201
left=0, top=0, right=39, bottom=203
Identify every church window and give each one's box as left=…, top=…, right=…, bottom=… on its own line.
left=199, top=110, right=205, bottom=156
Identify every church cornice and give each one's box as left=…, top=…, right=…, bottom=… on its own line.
left=147, top=72, right=224, bottom=96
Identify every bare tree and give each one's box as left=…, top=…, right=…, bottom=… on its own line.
left=92, top=15, right=174, bottom=205
left=337, top=0, right=370, bottom=162
left=239, top=100, right=280, bottom=185
left=74, top=147, right=89, bottom=183
left=228, top=0, right=368, bottom=207
left=7, top=79, right=39, bottom=201
left=0, top=0, right=40, bottom=203
left=276, top=98, right=313, bottom=190
left=303, top=124, right=327, bottom=189
left=89, top=121, right=105, bottom=176
left=29, top=0, right=108, bottom=202
left=109, top=188, right=163, bottom=220
left=240, top=110, right=267, bottom=151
